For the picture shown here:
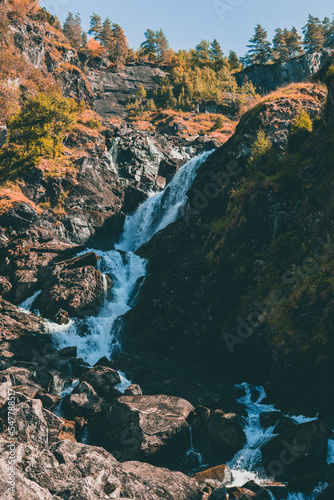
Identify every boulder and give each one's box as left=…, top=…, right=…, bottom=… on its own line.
left=273, top=416, right=297, bottom=434
left=316, top=484, right=334, bottom=499
left=209, top=486, right=228, bottom=499
left=259, top=411, right=282, bottom=428
left=261, top=420, right=329, bottom=481
left=192, top=464, right=232, bottom=485
left=89, top=394, right=194, bottom=463
left=34, top=252, right=112, bottom=322
left=80, top=365, right=121, bottom=399
left=206, top=410, right=246, bottom=461
left=227, top=487, right=257, bottom=499
left=124, top=384, right=143, bottom=396
left=61, top=381, right=106, bottom=419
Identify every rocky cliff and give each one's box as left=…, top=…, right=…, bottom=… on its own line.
left=236, top=49, right=334, bottom=94
left=122, top=82, right=333, bottom=417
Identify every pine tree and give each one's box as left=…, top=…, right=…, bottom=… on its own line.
left=101, top=18, right=113, bottom=52
left=63, top=13, right=82, bottom=50
left=210, top=39, right=225, bottom=71
left=110, top=24, right=128, bottom=64
left=286, top=27, right=304, bottom=58
left=53, top=15, right=62, bottom=31
left=323, top=16, right=334, bottom=46
left=81, top=32, right=88, bottom=48
left=246, top=24, right=272, bottom=65
left=272, top=28, right=288, bottom=62
left=141, top=29, right=157, bottom=62
left=89, top=13, right=103, bottom=41
left=194, top=40, right=211, bottom=67
left=155, top=29, right=169, bottom=65
left=302, top=15, right=325, bottom=52
left=228, top=50, right=240, bottom=71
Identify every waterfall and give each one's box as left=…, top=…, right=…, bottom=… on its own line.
left=118, top=151, right=212, bottom=252
left=42, top=150, right=212, bottom=365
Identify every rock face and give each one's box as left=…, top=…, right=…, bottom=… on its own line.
left=87, top=64, right=168, bottom=118
left=121, top=84, right=328, bottom=416
left=261, top=421, right=329, bottom=481
left=13, top=20, right=93, bottom=103
left=89, top=394, right=194, bottom=464
left=235, top=49, right=333, bottom=94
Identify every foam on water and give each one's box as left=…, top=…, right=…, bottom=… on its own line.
left=18, top=289, right=42, bottom=313
left=117, top=150, right=212, bottom=252
left=226, top=383, right=331, bottom=500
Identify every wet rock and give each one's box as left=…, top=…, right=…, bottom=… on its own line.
left=287, top=464, right=334, bottom=495
left=205, top=410, right=246, bottom=461
left=89, top=394, right=194, bottom=463
left=80, top=365, right=121, bottom=399
left=124, top=384, right=143, bottom=396
left=209, top=486, right=228, bottom=499
left=227, top=486, right=257, bottom=498
left=260, top=411, right=282, bottom=428
left=273, top=416, right=297, bottom=434
left=192, top=464, right=232, bottom=485
left=316, top=483, right=334, bottom=499
left=261, top=421, right=329, bottom=481
left=61, top=381, right=106, bottom=419
left=35, top=390, right=61, bottom=410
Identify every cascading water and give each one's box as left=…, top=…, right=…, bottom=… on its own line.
left=225, top=383, right=329, bottom=499
left=42, top=150, right=213, bottom=365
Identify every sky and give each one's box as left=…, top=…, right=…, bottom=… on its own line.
left=42, top=0, right=334, bottom=57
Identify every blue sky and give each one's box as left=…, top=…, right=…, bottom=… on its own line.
left=42, top=0, right=334, bottom=57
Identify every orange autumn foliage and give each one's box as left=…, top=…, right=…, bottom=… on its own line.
left=86, top=38, right=104, bottom=58
left=8, top=0, right=40, bottom=18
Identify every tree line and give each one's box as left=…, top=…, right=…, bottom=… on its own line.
left=244, top=14, right=334, bottom=65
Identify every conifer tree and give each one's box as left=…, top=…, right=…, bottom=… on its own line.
left=89, top=13, right=103, bottom=41
left=155, top=29, right=169, bottom=65
left=194, top=40, right=211, bottom=67
left=141, top=29, right=157, bottom=62
left=272, top=28, right=288, bottom=61
left=246, top=24, right=272, bottom=65
left=323, top=16, right=334, bottom=46
left=63, top=13, right=83, bottom=50
left=210, top=39, right=225, bottom=70
left=302, top=15, right=325, bottom=52
left=81, top=32, right=88, bottom=48
left=110, top=24, right=128, bottom=64
left=286, top=27, right=304, bottom=58
left=101, top=18, right=113, bottom=52
left=228, top=50, right=240, bottom=71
